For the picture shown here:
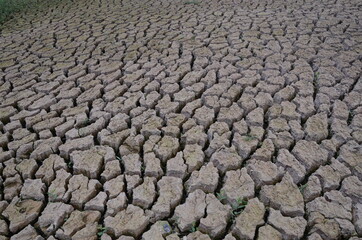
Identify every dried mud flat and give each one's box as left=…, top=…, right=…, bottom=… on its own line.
left=0, top=0, right=362, bottom=239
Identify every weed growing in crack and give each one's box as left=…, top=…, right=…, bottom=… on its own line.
left=190, top=222, right=198, bottom=232
left=298, top=183, right=308, bottom=193
left=67, top=161, right=73, bottom=169
left=314, top=72, right=320, bottom=81
left=48, top=189, right=58, bottom=202
left=116, top=156, right=123, bottom=162
left=229, top=198, right=248, bottom=224
left=313, top=72, right=320, bottom=91
left=347, top=110, right=355, bottom=125
left=244, top=134, right=257, bottom=142
left=97, top=225, right=108, bottom=237
left=216, top=190, right=227, bottom=201
left=231, top=198, right=248, bottom=217
left=82, top=118, right=91, bottom=126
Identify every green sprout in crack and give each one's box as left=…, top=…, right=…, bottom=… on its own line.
left=313, top=72, right=320, bottom=92
left=190, top=222, right=198, bottom=232
left=231, top=198, right=248, bottom=217
left=116, top=156, right=123, bottom=162
left=347, top=110, right=355, bottom=125
left=97, top=225, right=108, bottom=237
left=82, top=118, right=91, bottom=126
left=314, top=72, right=320, bottom=81
left=216, top=190, right=227, bottom=201
left=298, top=183, right=308, bottom=193
left=244, top=134, right=257, bottom=142
left=67, top=161, right=73, bottom=169
left=48, top=189, right=58, bottom=202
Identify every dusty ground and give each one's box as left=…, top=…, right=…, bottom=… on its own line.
left=0, top=0, right=362, bottom=239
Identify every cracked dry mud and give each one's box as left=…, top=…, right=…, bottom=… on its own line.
left=0, top=0, right=361, bottom=239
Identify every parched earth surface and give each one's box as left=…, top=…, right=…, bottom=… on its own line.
left=0, top=0, right=362, bottom=239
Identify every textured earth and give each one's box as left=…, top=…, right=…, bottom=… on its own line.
left=0, top=0, right=362, bottom=239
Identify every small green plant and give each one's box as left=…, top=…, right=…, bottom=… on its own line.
left=216, top=190, right=227, bottom=201
left=347, top=110, right=355, bottom=125
left=184, top=0, right=200, bottom=5
left=116, top=156, right=123, bottom=162
left=190, top=222, right=198, bottom=232
left=313, top=72, right=320, bottom=90
left=67, top=161, right=73, bottom=168
left=231, top=198, right=248, bottom=216
left=80, top=118, right=91, bottom=128
left=298, top=183, right=308, bottom=193
left=244, top=134, right=256, bottom=142
left=314, top=72, right=320, bottom=80
left=97, top=225, right=108, bottom=237
left=48, top=189, right=58, bottom=202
